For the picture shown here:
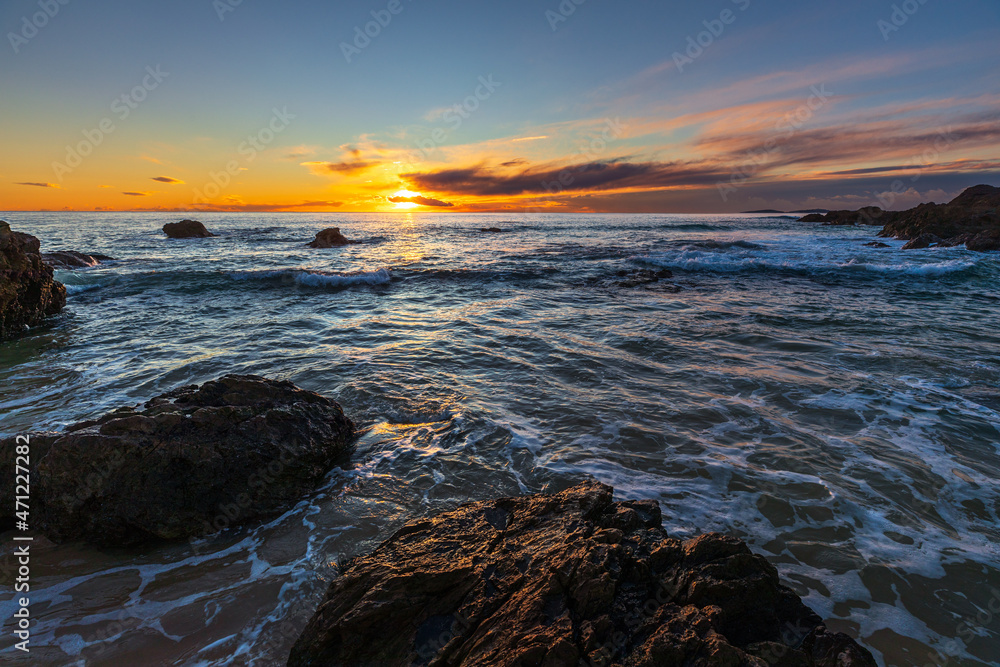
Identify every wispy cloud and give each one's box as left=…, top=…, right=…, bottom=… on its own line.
left=123, top=191, right=153, bottom=196
left=151, top=176, right=184, bottom=184
left=15, top=182, right=60, bottom=188
left=388, top=195, right=454, bottom=207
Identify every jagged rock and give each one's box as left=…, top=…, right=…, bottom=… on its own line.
left=288, top=481, right=876, bottom=667
left=0, top=375, right=354, bottom=546
left=0, top=221, right=66, bottom=340
left=42, top=250, right=115, bottom=269
left=163, top=219, right=215, bottom=238
left=799, top=207, right=884, bottom=225
left=308, top=228, right=360, bottom=248
left=877, top=184, right=1000, bottom=251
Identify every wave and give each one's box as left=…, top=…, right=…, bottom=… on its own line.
left=228, top=268, right=392, bottom=288
left=635, top=251, right=980, bottom=277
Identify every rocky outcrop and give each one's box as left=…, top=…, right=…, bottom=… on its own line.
left=877, top=185, right=1000, bottom=251
left=0, top=221, right=66, bottom=340
left=799, top=207, right=884, bottom=225
left=42, top=250, right=115, bottom=269
left=288, top=481, right=876, bottom=667
left=163, top=219, right=215, bottom=238
left=863, top=242, right=890, bottom=248
left=0, top=375, right=354, bottom=546
left=308, top=228, right=359, bottom=248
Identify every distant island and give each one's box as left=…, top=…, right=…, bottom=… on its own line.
left=742, top=209, right=830, bottom=214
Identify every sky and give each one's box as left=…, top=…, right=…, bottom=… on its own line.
left=1, top=0, right=998, bottom=213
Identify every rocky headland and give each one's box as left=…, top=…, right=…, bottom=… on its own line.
left=42, top=250, right=115, bottom=269
left=0, top=221, right=66, bottom=340
left=0, top=375, right=354, bottom=546
left=799, top=184, right=1000, bottom=251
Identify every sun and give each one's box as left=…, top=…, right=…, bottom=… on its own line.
left=392, top=189, right=420, bottom=210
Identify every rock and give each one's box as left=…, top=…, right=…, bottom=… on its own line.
left=308, top=228, right=359, bottom=248
left=287, top=481, right=876, bottom=667
left=876, top=184, right=1000, bottom=251
left=163, top=219, right=215, bottom=238
left=0, top=375, right=354, bottom=546
left=0, top=221, right=66, bottom=340
left=901, top=234, right=941, bottom=250
left=480, top=227, right=508, bottom=233
left=799, top=207, right=884, bottom=225
left=615, top=268, right=674, bottom=288
left=42, top=250, right=115, bottom=269
left=863, top=242, right=891, bottom=248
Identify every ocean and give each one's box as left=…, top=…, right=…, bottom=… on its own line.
left=1, top=211, right=998, bottom=666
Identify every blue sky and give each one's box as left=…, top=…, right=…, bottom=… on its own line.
left=2, top=0, right=998, bottom=211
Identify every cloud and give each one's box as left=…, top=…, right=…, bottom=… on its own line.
left=302, top=160, right=380, bottom=176
left=500, top=159, right=529, bottom=168
left=122, top=191, right=152, bottom=196
left=15, top=182, right=59, bottom=188
left=192, top=200, right=344, bottom=212
left=151, top=176, right=184, bottom=184
left=388, top=195, right=454, bottom=207
left=402, top=160, right=733, bottom=197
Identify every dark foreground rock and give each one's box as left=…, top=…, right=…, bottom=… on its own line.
left=0, top=221, right=66, bottom=340
left=42, top=250, right=115, bottom=269
left=481, top=227, right=508, bottom=233
left=308, top=228, right=359, bottom=248
left=163, top=219, right=215, bottom=238
left=288, top=481, right=875, bottom=667
left=0, top=375, right=354, bottom=546
left=799, top=207, right=884, bottom=225
left=877, top=185, right=1000, bottom=251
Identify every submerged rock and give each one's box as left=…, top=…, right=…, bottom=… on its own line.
left=288, top=481, right=876, bottom=667
left=42, top=250, right=115, bottom=269
left=481, top=227, right=508, bottom=233
left=163, top=219, right=215, bottom=238
left=308, top=228, right=359, bottom=248
left=0, top=221, right=66, bottom=340
left=0, top=375, right=354, bottom=546
left=863, top=241, right=891, bottom=248
left=616, top=268, right=673, bottom=288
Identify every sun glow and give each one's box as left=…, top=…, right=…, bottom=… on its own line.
left=392, top=189, right=421, bottom=209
